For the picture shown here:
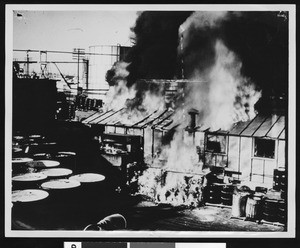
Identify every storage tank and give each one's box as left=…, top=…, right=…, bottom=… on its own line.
left=87, top=45, right=130, bottom=100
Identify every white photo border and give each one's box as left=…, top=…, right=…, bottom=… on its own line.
left=5, top=4, right=296, bottom=238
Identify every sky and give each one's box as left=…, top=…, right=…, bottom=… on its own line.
left=13, top=10, right=138, bottom=52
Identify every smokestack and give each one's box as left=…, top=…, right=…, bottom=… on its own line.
left=186, top=108, right=199, bottom=132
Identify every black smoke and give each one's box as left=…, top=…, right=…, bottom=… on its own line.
left=106, top=11, right=288, bottom=114
left=180, top=11, right=288, bottom=99
left=125, top=11, right=193, bottom=87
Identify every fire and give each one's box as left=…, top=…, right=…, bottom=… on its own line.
left=137, top=40, right=261, bottom=206
left=103, top=12, right=262, bottom=206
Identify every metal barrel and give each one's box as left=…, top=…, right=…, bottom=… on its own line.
left=69, top=173, right=106, bottom=203
left=39, top=168, right=73, bottom=179
left=12, top=158, right=34, bottom=175
left=273, top=168, right=286, bottom=191
left=245, top=195, right=263, bottom=220
left=12, top=147, right=24, bottom=158
left=54, top=152, right=77, bottom=172
left=203, top=184, right=223, bottom=204
left=25, top=160, right=60, bottom=173
left=32, top=153, right=52, bottom=160
left=11, top=189, right=50, bottom=229
left=40, top=179, right=81, bottom=203
left=12, top=173, right=48, bottom=190
left=262, top=199, right=281, bottom=223
left=231, top=192, right=249, bottom=217
left=277, top=200, right=287, bottom=224
left=221, top=184, right=235, bottom=206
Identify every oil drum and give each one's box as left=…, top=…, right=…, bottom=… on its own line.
left=39, top=168, right=73, bottom=179
left=90, top=98, right=97, bottom=110
left=221, top=184, right=235, bottom=206
left=28, top=134, right=45, bottom=143
left=32, top=153, right=52, bottom=160
left=69, top=173, right=106, bottom=203
left=203, top=183, right=223, bottom=204
left=25, top=160, right=60, bottom=173
left=12, top=157, right=34, bottom=175
left=54, top=152, right=76, bottom=172
left=41, top=179, right=81, bottom=203
left=12, top=189, right=49, bottom=203
left=277, top=199, right=287, bottom=224
left=273, top=168, right=286, bottom=191
left=262, top=199, right=281, bottom=223
left=12, top=189, right=50, bottom=224
left=12, top=173, right=48, bottom=190
left=39, top=142, right=58, bottom=155
left=231, top=191, right=249, bottom=217
left=245, top=194, right=263, bottom=220
left=86, top=98, right=92, bottom=110
left=12, top=147, right=24, bottom=158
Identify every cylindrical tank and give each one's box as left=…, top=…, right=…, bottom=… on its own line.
left=87, top=45, right=121, bottom=99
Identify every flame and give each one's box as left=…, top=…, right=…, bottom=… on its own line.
left=104, top=13, right=262, bottom=207
left=137, top=40, right=261, bottom=206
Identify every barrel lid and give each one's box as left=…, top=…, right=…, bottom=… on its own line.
left=28, top=134, right=42, bottom=139
left=12, top=173, right=47, bottom=182
left=69, top=173, right=105, bottom=183
left=33, top=153, right=49, bottom=157
left=12, top=189, right=49, bottom=202
left=57, top=151, right=76, bottom=156
left=264, top=198, right=280, bottom=203
left=40, top=168, right=73, bottom=177
left=12, top=147, right=23, bottom=153
left=254, top=192, right=265, bottom=197
left=103, top=139, right=116, bottom=143
left=12, top=157, right=33, bottom=164
left=41, top=179, right=80, bottom=189
left=26, top=160, right=60, bottom=168
left=29, top=142, right=39, bottom=146
left=42, top=142, right=57, bottom=145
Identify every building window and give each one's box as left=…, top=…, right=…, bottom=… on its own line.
left=254, top=138, right=275, bottom=159
left=205, top=135, right=227, bottom=154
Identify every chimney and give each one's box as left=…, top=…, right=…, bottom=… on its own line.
left=186, top=108, right=199, bottom=132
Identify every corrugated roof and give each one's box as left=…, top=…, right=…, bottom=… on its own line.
left=240, top=115, right=268, bottom=137
left=82, top=110, right=111, bottom=124
left=83, top=109, right=285, bottom=140
left=253, top=115, right=281, bottom=137
left=218, top=114, right=285, bottom=140
left=265, top=115, right=285, bottom=139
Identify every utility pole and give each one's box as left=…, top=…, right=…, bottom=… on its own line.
left=72, top=48, right=85, bottom=93
left=77, top=49, right=80, bottom=86
left=26, top=50, right=30, bottom=77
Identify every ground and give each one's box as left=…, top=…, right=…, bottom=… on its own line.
left=11, top=121, right=285, bottom=233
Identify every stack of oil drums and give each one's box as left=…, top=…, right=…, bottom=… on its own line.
left=203, top=169, right=224, bottom=204
left=203, top=183, right=223, bottom=204
left=11, top=133, right=106, bottom=220
left=260, top=168, right=287, bottom=225
left=230, top=183, right=287, bottom=226
left=76, top=97, right=102, bottom=111
left=262, top=189, right=287, bottom=225
left=273, top=168, right=287, bottom=199
left=11, top=134, right=77, bottom=214
left=203, top=168, right=237, bottom=206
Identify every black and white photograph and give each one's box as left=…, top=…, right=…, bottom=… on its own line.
left=5, top=4, right=296, bottom=238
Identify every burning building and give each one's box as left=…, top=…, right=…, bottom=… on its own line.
left=83, top=11, right=287, bottom=209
